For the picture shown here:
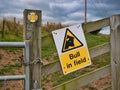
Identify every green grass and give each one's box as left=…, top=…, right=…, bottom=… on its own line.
left=0, top=54, right=2, bottom=60
left=85, top=33, right=110, bottom=48
left=0, top=63, right=21, bottom=75
left=0, top=31, right=23, bottom=41
left=42, top=43, right=56, bottom=58
left=92, top=52, right=110, bottom=68
left=0, top=81, right=3, bottom=87
left=0, top=30, right=22, bottom=75
left=6, top=88, right=10, bottom=90
left=42, top=34, right=56, bottom=58
left=42, top=30, right=50, bottom=38
left=0, top=30, right=23, bottom=53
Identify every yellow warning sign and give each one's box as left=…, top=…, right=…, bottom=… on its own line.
left=62, top=28, right=83, bottom=52
left=60, top=46, right=91, bottom=74
left=52, top=24, right=92, bottom=75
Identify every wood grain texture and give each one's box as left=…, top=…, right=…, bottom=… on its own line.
left=89, top=43, right=110, bottom=58
left=110, top=14, right=120, bottom=90
left=82, top=17, right=110, bottom=33
left=24, top=9, right=42, bottom=89
left=50, top=65, right=111, bottom=90
left=42, top=43, right=110, bottom=76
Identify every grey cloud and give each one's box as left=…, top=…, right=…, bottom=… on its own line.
left=0, top=0, right=120, bottom=24
left=87, top=0, right=120, bottom=19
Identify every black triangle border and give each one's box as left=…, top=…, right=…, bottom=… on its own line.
left=62, top=28, right=84, bottom=53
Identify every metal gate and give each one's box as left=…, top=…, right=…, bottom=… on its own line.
left=0, top=41, right=30, bottom=90
left=0, top=9, right=42, bottom=90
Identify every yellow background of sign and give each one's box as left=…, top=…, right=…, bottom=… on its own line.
left=60, top=46, right=91, bottom=74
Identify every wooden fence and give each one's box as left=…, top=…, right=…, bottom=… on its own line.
left=41, top=14, right=120, bottom=90
left=0, top=17, right=21, bottom=39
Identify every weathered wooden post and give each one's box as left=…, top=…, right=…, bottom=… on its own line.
left=2, top=17, right=5, bottom=39
left=13, top=17, right=19, bottom=36
left=24, top=9, right=42, bottom=89
left=14, top=17, right=16, bottom=31
left=110, top=14, right=120, bottom=90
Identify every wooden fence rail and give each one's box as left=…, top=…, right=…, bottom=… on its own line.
left=41, top=42, right=110, bottom=76
left=41, top=17, right=111, bottom=76
left=41, top=15, right=120, bottom=90
left=82, top=17, right=110, bottom=33
left=50, top=65, right=111, bottom=90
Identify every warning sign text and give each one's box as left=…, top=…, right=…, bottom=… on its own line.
left=60, top=46, right=91, bottom=74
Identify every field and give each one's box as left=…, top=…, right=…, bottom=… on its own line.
left=0, top=18, right=111, bottom=90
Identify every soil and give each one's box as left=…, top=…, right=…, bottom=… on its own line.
left=0, top=49, right=111, bottom=90
left=80, top=75, right=111, bottom=90
left=0, top=49, right=24, bottom=90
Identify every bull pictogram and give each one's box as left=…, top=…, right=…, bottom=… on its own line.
left=62, top=28, right=83, bottom=52
left=65, top=35, right=74, bottom=49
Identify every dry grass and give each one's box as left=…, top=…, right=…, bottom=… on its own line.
left=42, top=22, right=69, bottom=33
left=0, top=17, right=23, bottom=34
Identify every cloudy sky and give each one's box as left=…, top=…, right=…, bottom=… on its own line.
left=0, top=0, right=120, bottom=24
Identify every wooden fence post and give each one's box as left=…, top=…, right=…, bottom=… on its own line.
left=2, top=17, right=5, bottom=39
left=23, top=9, right=42, bottom=89
left=110, top=14, right=120, bottom=90
left=6, top=21, right=11, bottom=31
left=14, top=17, right=16, bottom=31
left=13, top=17, right=19, bottom=36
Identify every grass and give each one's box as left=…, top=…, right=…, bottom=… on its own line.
left=85, top=33, right=110, bottom=48
left=0, top=54, right=2, bottom=60
left=0, top=24, right=23, bottom=53
left=0, top=19, right=23, bottom=89
left=42, top=41, right=56, bottom=58
left=0, top=81, right=3, bottom=87
left=0, top=31, right=23, bottom=42
left=42, top=30, right=50, bottom=38
left=0, top=63, right=21, bottom=75
left=92, top=52, right=110, bottom=68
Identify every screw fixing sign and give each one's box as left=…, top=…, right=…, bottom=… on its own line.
left=52, top=24, right=92, bottom=75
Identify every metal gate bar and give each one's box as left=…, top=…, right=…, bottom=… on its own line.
left=0, top=42, right=25, bottom=48
left=25, top=41, right=30, bottom=90
left=0, top=41, right=30, bottom=90
left=0, top=75, right=26, bottom=80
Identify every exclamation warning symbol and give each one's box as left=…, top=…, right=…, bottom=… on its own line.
left=62, top=28, right=83, bottom=52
